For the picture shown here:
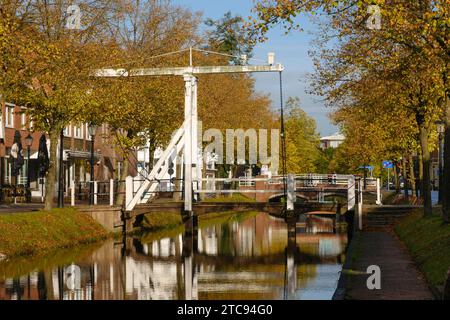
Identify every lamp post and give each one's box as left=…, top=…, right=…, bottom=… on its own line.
left=58, top=129, right=64, bottom=208
left=436, top=120, right=445, bottom=204
left=88, top=123, right=97, bottom=205
left=25, top=133, right=33, bottom=203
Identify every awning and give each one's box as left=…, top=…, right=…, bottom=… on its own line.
left=65, top=150, right=101, bottom=161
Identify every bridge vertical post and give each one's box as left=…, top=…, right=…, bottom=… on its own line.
left=191, top=77, right=199, bottom=201
left=287, top=174, right=296, bottom=212
left=125, top=176, right=133, bottom=209
left=109, top=179, right=114, bottom=206
left=183, top=74, right=195, bottom=215
left=174, top=156, right=183, bottom=202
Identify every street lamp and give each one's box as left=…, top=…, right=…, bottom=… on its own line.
left=25, top=133, right=33, bottom=203
left=88, top=123, right=97, bottom=205
left=436, top=120, right=445, bottom=204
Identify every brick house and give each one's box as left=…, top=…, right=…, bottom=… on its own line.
left=0, top=100, right=137, bottom=202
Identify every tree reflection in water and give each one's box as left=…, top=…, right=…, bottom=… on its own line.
left=0, top=213, right=347, bottom=300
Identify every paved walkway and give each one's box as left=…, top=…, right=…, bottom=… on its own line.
left=0, top=203, right=44, bottom=214
left=343, top=231, right=434, bottom=300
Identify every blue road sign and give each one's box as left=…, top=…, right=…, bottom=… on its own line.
left=382, top=161, right=394, bottom=169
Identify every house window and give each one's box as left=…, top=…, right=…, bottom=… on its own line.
left=4, top=156, right=27, bottom=185
left=101, top=124, right=109, bottom=143
left=63, top=125, right=71, bottom=137
left=74, top=124, right=83, bottom=139
left=5, top=105, right=14, bottom=128
left=86, top=123, right=92, bottom=141
left=21, top=113, right=27, bottom=130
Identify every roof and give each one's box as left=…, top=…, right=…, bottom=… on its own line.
left=320, top=133, right=345, bottom=142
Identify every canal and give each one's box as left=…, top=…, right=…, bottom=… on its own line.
left=0, top=212, right=347, bottom=300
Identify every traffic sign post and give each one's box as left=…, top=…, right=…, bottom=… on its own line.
left=382, top=161, right=394, bottom=191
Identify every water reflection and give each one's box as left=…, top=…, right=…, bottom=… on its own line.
left=0, top=213, right=347, bottom=300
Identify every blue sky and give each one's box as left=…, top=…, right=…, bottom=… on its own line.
left=173, top=0, right=337, bottom=136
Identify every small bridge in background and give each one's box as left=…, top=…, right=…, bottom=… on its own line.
left=234, top=174, right=369, bottom=202
left=118, top=174, right=376, bottom=233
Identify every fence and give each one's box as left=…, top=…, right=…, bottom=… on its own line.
left=70, top=179, right=123, bottom=206
left=0, top=184, right=29, bottom=203
left=51, top=174, right=379, bottom=216
left=69, top=177, right=184, bottom=207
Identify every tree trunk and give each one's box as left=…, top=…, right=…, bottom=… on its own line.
left=418, top=150, right=424, bottom=198
left=443, top=95, right=450, bottom=223
left=394, top=162, right=400, bottom=194
left=418, top=123, right=433, bottom=216
left=116, top=153, right=130, bottom=206
left=409, top=154, right=416, bottom=197
left=44, top=129, right=59, bottom=210
left=402, top=156, right=409, bottom=199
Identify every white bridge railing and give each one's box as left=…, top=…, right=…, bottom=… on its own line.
left=121, top=169, right=380, bottom=217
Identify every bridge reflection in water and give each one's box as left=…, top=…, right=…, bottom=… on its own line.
left=0, top=213, right=347, bottom=300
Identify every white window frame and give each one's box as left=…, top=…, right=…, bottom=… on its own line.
left=21, top=112, right=27, bottom=130
left=5, top=104, right=14, bottom=128
left=63, top=124, right=71, bottom=137
left=101, top=124, right=108, bottom=143
left=86, top=123, right=92, bottom=141
left=4, top=156, right=27, bottom=185
left=74, top=124, right=83, bottom=139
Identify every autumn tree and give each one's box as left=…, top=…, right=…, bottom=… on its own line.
left=0, top=1, right=114, bottom=209
left=283, top=97, right=320, bottom=173
left=250, top=0, right=448, bottom=216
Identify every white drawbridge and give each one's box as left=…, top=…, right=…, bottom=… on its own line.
left=95, top=49, right=284, bottom=214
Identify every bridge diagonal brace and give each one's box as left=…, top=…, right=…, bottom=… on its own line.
left=126, top=123, right=185, bottom=211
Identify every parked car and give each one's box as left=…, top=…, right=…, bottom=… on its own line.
left=383, top=182, right=394, bottom=189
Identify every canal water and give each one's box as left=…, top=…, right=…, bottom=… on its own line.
left=0, top=212, right=347, bottom=300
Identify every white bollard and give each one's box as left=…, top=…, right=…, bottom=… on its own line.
left=125, top=176, right=133, bottom=208
left=110, top=179, right=114, bottom=206
left=358, top=181, right=363, bottom=231
left=94, top=181, right=98, bottom=205
left=70, top=180, right=75, bottom=207
left=376, top=178, right=382, bottom=205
